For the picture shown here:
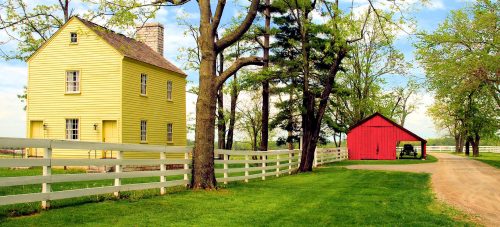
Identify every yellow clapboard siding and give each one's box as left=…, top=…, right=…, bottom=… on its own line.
left=122, top=58, right=187, bottom=156
left=26, top=17, right=186, bottom=160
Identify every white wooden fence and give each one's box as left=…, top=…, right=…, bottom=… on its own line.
left=396, top=146, right=500, bottom=153
left=427, top=146, right=500, bottom=153
left=0, top=137, right=347, bottom=208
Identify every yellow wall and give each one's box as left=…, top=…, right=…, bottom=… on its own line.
left=121, top=58, right=187, bottom=158
left=27, top=18, right=123, bottom=158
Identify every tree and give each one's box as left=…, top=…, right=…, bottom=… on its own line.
left=336, top=10, right=408, bottom=126
left=416, top=0, right=499, bottom=157
left=238, top=91, right=263, bottom=151
left=157, top=0, right=265, bottom=188
left=390, top=79, right=420, bottom=127
left=428, top=99, right=465, bottom=153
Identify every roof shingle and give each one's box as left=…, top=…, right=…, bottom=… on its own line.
left=78, top=17, right=186, bottom=76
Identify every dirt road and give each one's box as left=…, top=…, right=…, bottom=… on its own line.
left=346, top=153, right=500, bottom=226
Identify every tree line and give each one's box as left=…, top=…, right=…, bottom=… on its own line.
left=418, top=0, right=499, bottom=157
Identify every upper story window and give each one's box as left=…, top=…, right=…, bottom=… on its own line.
left=140, top=74, right=147, bottom=95
left=66, top=70, right=80, bottom=93
left=167, top=123, right=173, bottom=142
left=65, top=119, right=79, bottom=140
left=167, top=81, right=173, bottom=101
left=140, top=120, right=147, bottom=142
left=70, top=32, right=78, bottom=43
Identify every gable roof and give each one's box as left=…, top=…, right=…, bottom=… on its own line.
left=77, top=18, right=186, bottom=76
left=347, top=112, right=427, bottom=142
left=28, top=17, right=186, bottom=76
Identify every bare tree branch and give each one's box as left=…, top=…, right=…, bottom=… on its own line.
left=215, top=0, right=260, bottom=52
left=212, top=0, right=226, bottom=35
left=216, top=56, right=264, bottom=87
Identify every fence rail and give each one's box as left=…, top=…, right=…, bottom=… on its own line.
left=396, top=146, right=500, bottom=153
left=0, top=137, right=347, bottom=208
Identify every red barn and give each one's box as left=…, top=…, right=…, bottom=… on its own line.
left=347, top=113, right=427, bottom=160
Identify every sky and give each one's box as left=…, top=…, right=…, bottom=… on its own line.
left=0, top=0, right=474, bottom=139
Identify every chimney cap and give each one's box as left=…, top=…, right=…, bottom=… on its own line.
left=136, top=23, right=164, bottom=29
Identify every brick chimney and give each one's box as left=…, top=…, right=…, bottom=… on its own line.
left=136, top=23, right=164, bottom=55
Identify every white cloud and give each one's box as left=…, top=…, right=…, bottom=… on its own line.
left=404, top=92, right=441, bottom=138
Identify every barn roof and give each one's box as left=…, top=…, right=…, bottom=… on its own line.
left=347, top=112, right=427, bottom=142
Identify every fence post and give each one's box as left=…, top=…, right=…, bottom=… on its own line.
left=288, top=152, right=292, bottom=175
left=160, top=151, right=166, bottom=195
left=42, top=147, right=52, bottom=209
left=262, top=154, right=266, bottom=180
left=320, top=149, right=324, bottom=165
left=245, top=154, right=249, bottom=183
left=276, top=154, right=280, bottom=177
left=114, top=150, right=123, bottom=197
left=297, top=150, right=301, bottom=168
left=223, top=153, right=228, bottom=185
left=184, top=152, right=189, bottom=186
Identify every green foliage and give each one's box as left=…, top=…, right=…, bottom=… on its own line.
left=416, top=0, right=499, bottom=144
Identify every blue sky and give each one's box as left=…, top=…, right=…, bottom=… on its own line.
left=0, top=0, right=473, bottom=139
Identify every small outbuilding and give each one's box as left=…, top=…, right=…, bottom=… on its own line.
left=347, top=113, right=427, bottom=160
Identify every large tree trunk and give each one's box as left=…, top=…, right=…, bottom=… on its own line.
left=191, top=0, right=217, bottom=188
left=299, top=129, right=319, bottom=171
left=471, top=132, right=480, bottom=157
left=259, top=0, right=271, bottom=152
left=225, top=73, right=238, bottom=150
left=192, top=61, right=218, bottom=188
left=191, top=0, right=262, bottom=189
left=455, top=133, right=464, bottom=153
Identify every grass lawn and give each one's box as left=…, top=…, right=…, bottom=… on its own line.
left=326, top=154, right=437, bottom=166
left=450, top=152, right=500, bottom=168
left=0, top=164, right=473, bottom=226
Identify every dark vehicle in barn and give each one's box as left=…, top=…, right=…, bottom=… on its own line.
left=400, top=144, right=418, bottom=158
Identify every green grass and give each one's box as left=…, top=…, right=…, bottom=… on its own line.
left=0, top=164, right=473, bottom=226
left=450, top=152, right=500, bottom=168
left=326, top=154, right=437, bottom=166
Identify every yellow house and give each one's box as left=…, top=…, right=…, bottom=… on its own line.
left=26, top=17, right=187, bottom=159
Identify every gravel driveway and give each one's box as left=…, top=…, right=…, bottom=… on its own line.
left=346, top=153, right=500, bottom=226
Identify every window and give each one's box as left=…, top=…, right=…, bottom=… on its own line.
left=65, top=119, right=79, bottom=140
left=70, top=32, right=78, bottom=43
left=140, top=120, right=147, bottom=142
left=66, top=71, right=80, bottom=93
left=140, top=74, right=147, bottom=95
left=167, top=123, right=173, bottom=142
left=167, top=81, right=173, bottom=101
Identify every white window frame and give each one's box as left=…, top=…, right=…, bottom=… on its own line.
left=65, top=119, right=79, bottom=140
left=140, top=74, right=147, bottom=96
left=65, top=70, right=80, bottom=94
left=140, top=120, right=147, bottom=142
left=167, top=123, right=173, bottom=142
left=70, top=32, right=78, bottom=43
left=167, top=80, right=173, bottom=101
